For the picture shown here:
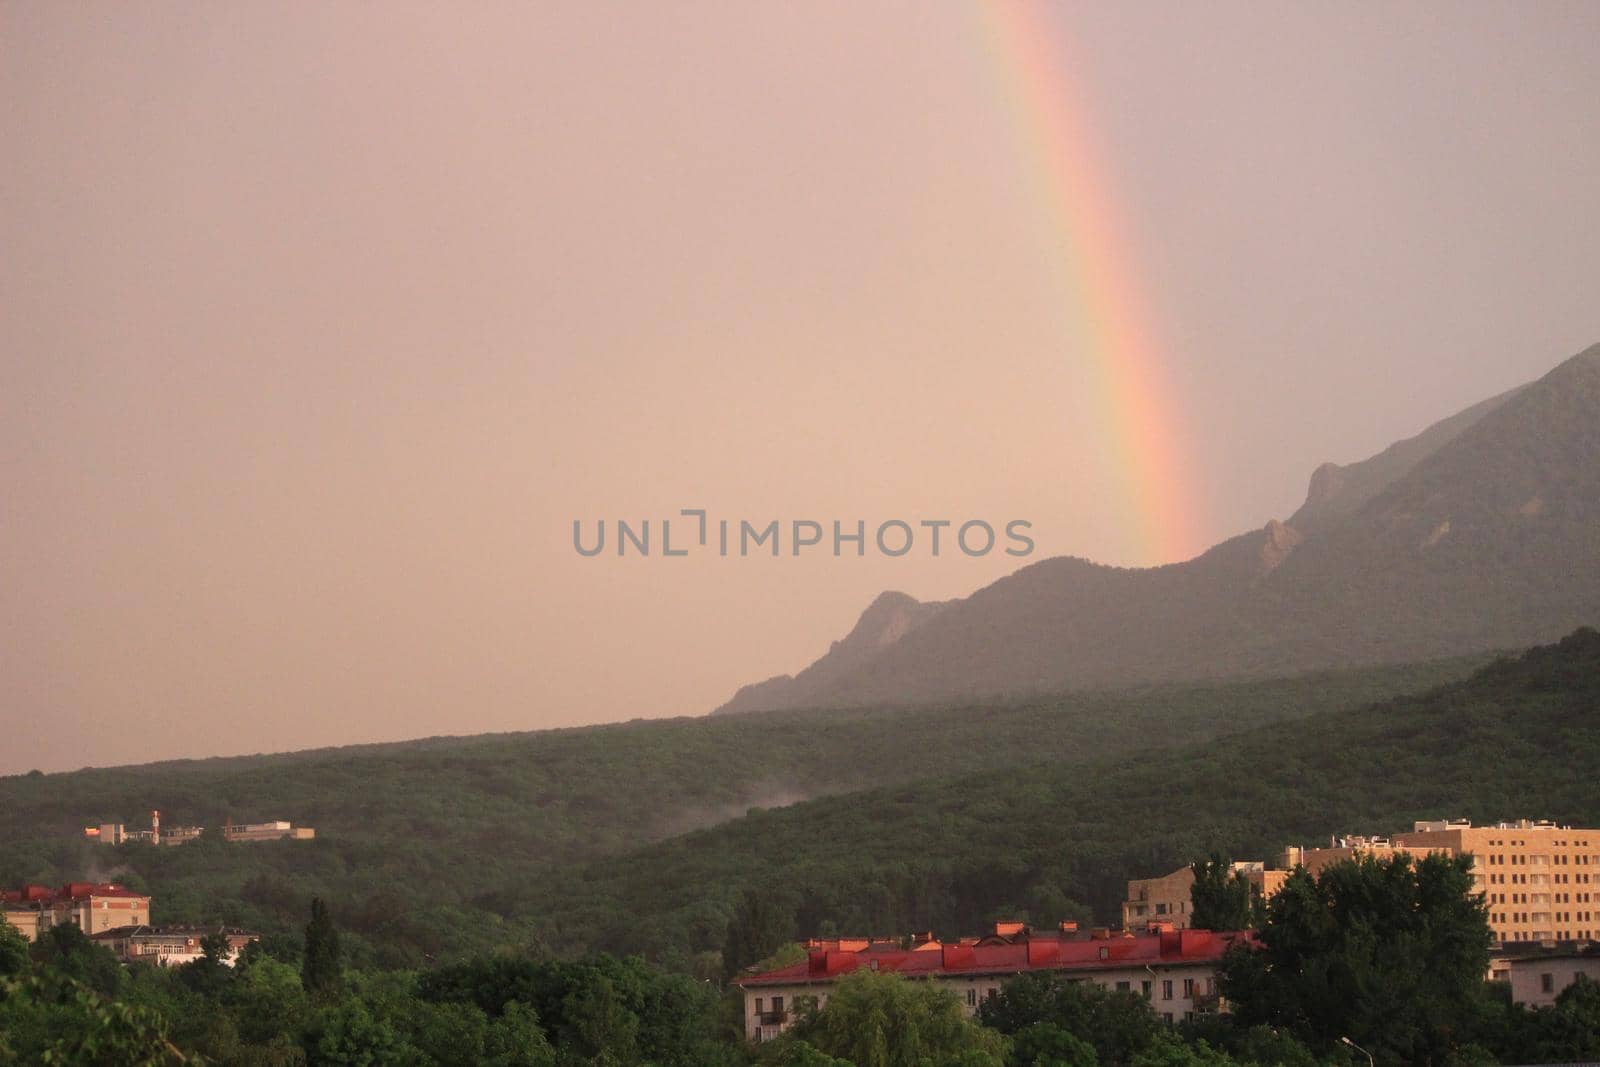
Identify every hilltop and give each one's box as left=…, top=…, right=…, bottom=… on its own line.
left=717, top=343, right=1600, bottom=714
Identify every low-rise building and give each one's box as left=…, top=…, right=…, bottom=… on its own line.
left=91, top=925, right=259, bottom=967
left=223, top=821, right=315, bottom=843
left=737, top=923, right=1251, bottom=1043
left=1495, top=940, right=1600, bottom=1007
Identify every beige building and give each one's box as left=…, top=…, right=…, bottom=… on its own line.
left=91, top=925, right=259, bottom=967
left=1395, top=819, right=1600, bottom=944
left=223, top=821, right=315, bottom=843
left=1, top=883, right=152, bottom=941
left=1124, top=819, right=1597, bottom=947
left=1499, top=942, right=1600, bottom=1007
left=738, top=924, right=1249, bottom=1043
left=1122, top=863, right=1289, bottom=931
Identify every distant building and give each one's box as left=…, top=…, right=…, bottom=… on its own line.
left=1122, top=819, right=1599, bottom=948
left=1, top=883, right=152, bottom=941
left=91, top=925, right=259, bottom=967
left=222, top=820, right=315, bottom=843
left=1122, top=862, right=1290, bottom=931
left=84, top=811, right=314, bottom=846
left=737, top=922, right=1251, bottom=1043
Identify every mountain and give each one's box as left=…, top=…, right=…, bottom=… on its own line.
left=535, top=627, right=1600, bottom=964
left=715, top=343, right=1600, bottom=715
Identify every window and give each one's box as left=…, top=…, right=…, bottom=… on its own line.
left=1141, top=980, right=1152, bottom=999
left=771, top=996, right=783, bottom=1013
left=1116, top=981, right=1130, bottom=992
left=1162, top=980, right=1173, bottom=1000
left=754, top=998, right=763, bottom=1015
left=966, top=989, right=976, bottom=1007
left=1183, top=978, right=1195, bottom=997
left=1541, top=973, right=1555, bottom=994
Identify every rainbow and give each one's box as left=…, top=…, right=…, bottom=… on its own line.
left=976, top=3, right=1205, bottom=565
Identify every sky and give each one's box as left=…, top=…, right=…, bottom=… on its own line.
left=4, top=2, right=1599, bottom=774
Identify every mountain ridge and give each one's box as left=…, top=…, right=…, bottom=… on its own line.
left=715, top=343, right=1600, bottom=715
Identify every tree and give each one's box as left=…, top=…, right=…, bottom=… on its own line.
left=1188, top=857, right=1257, bottom=931
left=788, top=969, right=1009, bottom=1067
left=301, top=898, right=342, bottom=997
left=979, top=972, right=1160, bottom=1066
left=1008, top=1022, right=1100, bottom=1066
left=1221, top=853, right=1491, bottom=1065
left=31, top=922, right=125, bottom=997
left=0, top=915, right=28, bottom=978
left=0, top=972, right=183, bottom=1066
left=724, top=887, right=796, bottom=979
left=178, top=933, right=236, bottom=998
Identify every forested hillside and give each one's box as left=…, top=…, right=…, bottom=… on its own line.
left=520, top=628, right=1600, bottom=975
left=0, top=658, right=1478, bottom=968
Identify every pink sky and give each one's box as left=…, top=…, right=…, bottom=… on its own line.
left=4, top=3, right=1599, bottom=773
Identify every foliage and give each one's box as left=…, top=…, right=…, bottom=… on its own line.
left=0, top=915, right=28, bottom=979
left=514, top=630, right=1600, bottom=967
left=1221, top=854, right=1491, bottom=1065
left=776, top=969, right=1009, bottom=1067
left=979, top=973, right=1161, bottom=1066
left=1188, top=858, right=1257, bottom=932
left=30, top=923, right=125, bottom=998
left=302, top=897, right=342, bottom=996
left=0, top=972, right=184, bottom=1066
left=0, top=657, right=1480, bottom=969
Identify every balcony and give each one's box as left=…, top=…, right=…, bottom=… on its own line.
left=758, top=1010, right=788, bottom=1026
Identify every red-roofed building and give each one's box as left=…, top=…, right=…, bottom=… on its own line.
left=1, top=883, right=152, bottom=942
left=736, top=921, right=1252, bottom=1042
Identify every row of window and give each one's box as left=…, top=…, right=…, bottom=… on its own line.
left=1501, top=930, right=1596, bottom=941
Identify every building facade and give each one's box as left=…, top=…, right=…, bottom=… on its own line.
left=1, top=883, right=152, bottom=941
left=1123, top=820, right=1597, bottom=948
left=737, top=924, right=1250, bottom=1043
left=90, top=925, right=259, bottom=967
left=1122, top=863, right=1289, bottom=931
left=1394, top=819, right=1599, bottom=943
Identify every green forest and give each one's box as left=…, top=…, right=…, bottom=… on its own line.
left=0, top=656, right=1479, bottom=968
left=6, top=845, right=1600, bottom=1064
left=4, top=630, right=1600, bottom=1064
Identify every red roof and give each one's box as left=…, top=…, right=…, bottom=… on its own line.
left=740, top=929, right=1253, bottom=987
left=3, top=883, right=148, bottom=904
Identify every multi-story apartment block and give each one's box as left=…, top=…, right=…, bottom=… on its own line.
left=737, top=923, right=1251, bottom=1043
left=1395, top=819, right=1600, bottom=943
left=1122, top=819, right=1597, bottom=948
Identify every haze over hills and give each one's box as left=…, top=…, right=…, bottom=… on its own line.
left=541, top=627, right=1600, bottom=966
left=716, top=344, right=1600, bottom=715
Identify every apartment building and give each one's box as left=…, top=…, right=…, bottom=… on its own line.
left=1, top=883, right=152, bottom=941
left=1123, top=819, right=1596, bottom=948
left=1395, top=819, right=1600, bottom=943
left=737, top=923, right=1250, bottom=1043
